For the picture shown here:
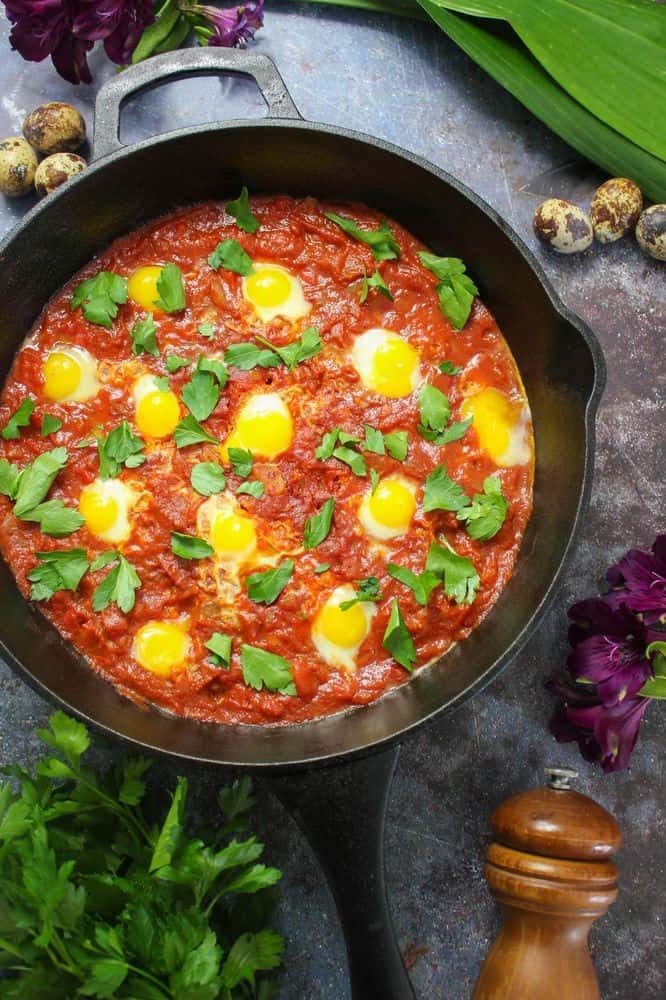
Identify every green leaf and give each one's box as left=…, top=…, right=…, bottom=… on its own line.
left=221, top=929, right=284, bottom=989
left=235, top=480, right=264, bottom=498
left=370, top=467, right=380, bottom=494
left=383, top=430, right=409, bottom=461
left=418, top=384, right=451, bottom=439
left=418, top=251, right=478, bottom=329
left=155, top=262, right=186, bottom=313
left=433, top=416, right=473, bottom=445
left=254, top=326, right=323, bottom=371
left=97, top=421, right=144, bottom=479
left=304, top=497, right=335, bottom=549
left=422, top=464, right=470, bottom=513
left=363, top=425, right=385, bottom=455
left=174, top=415, right=219, bottom=448
left=332, top=445, right=366, bottom=476
left=166, top=354, right=191, bottom=373
left=198, top=322, right=216, bottom=340
left=339, top=576, right=381, bottom=610
left=171, top=532, right=214, bottom=560
left=1, top=398, right=35, bottom=439
left=131, top=0, right=180, bottom=62
left=358, top=268, right=394, bottom=303
left=208, top=238, right=254, bottom=275
left=40, top=413, right=62, bottom=437
left=640, top=644, right=666, bottom=699
left=224, top=342, right=281, bottom=371
left=117, top=755, right=152, bottom=806
left=181, top=371, right=220, bottom=422
left=150, top=776, right=187, bottom=872
left=228, top=447, right=253, bottom=478
left=325, top=212, right=401, bottom=261
left=456, top=474, right=508, bottom=540
left=197, top=355, right=228, bottom=387
left=130, top=314, right=159, bottom=357
left=71, top=271, right=128, bottom=329
left=21, top=499, right=85, bottom=537
left=0, top=457, right=21, bottom=498
left=382, top=598, right=417, bottom=671
left=223, top=862, right=282, bottom=894
left=191, top=462, right=226, bottom=496
left=425, top=540, right=480, bottom=604
left=245, top=560, right=294, bottom=604
left=37, top=710, right=90, bottom=763
left=90, top=548, right=120, bottom=571
left=438, top=360, right=462, bottom=375
left=387, top=563, right=440, bottom=606
left=27, top=549, right=89, bottom=601
left=79, top=958, right=129, bottom=997
left=205, top=632, right=232, bottom=668
left=227, top=186, right=260, bottom=234
left=314, top=562, right=330, bottom=574
left=13, top=447, right=68, bottom=517
left=315, top=428, right=340, bottom=461
left=92, top=552, right=141, bottom=613
left=241, top=645, right=296, bottom=695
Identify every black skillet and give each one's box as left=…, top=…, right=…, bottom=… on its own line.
left=0, top=49, right=605, bottom=999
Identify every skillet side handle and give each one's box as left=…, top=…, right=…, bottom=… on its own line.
left=93, top=48, right=301, bottom=160
left=272, top=744, right=415, bottom=1000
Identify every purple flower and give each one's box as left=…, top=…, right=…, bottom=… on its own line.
left=3, top=0, right=94, bottom=84
left=606, top=533, right=666, bottom=620
left=72, top=0, right=155, bottom=66
left=193, top=0, right=264, bottom=47
left=548, top=677, right=650, bottom=773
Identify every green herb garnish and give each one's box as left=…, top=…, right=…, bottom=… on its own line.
left=363, top=425, right=385, bottom=454
left=174, top=415, right=219, bottom=448
left=171, top=531, right=215, bottom=560
left=224, top=342, right=281, bottom=371
left=97, top=421, right=145, bottom=479
left=21, top=499, right=84, bottom=537
left=325, top=212, right=400, bottom=261
left=314, top=562, right=330, bottom=574
left=130, top=314, right=159, bottom=357
left=0, top=458, right=20, bottom=498
left=383, top=430, right=409, bottom=461
left=359, top=268, right=394, bottom=303
left=198, top=321, right=216, bottom=340
left=208, top=238, right=254, bottom=275
left=339, top=576, right=381, bottom=610
left=40, top=413, right=62, bottom=437
left=71, top=271, right=128, bottom=329
left=235, top=480, right=264, bottom=498
left=13, top=447, right=68, bottom=517
left=245, top=559, right=294, bottom=605
left=241, top=644, right=296, bottom=695
left=166, top=354, right=191, bottom=373
left=92, top=552, right=141, bottom=613
left=154, top=262, right=186, bottom=313
left=439, top=360, right=463, bottom=375
left=228, top=447, right=253, bottom=478
left=28, top=549, right=89, bottom=601
left=1, top=398, right=34, bottom=440
left=304, top=497, right=335, bottom=549
left=227, top=185, right=260, bottom=234
left=456, top=475, right=509, bottom=541
left=425, top=540, right=480, bottom=604
left=205, top=631, right=232, bottom=668
left=422, top=464, right=469, bottom=513
left=387, top=563, right=440, bottom=607
left=382, top=598, right=417, bottom=671
left=181, top=369, right=220, bottom=422
left=333, top=445, right=366, bottom=477
left=418, top=384, right=451, bottom=440
left=418, top=253, right=478, bottom=330
left=254, top=326, right=322, bottom=371
left=191, top=461, right=226, bottom=496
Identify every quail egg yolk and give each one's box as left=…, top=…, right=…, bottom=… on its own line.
left=318, top=600, right=368, bottom=648
left=79, top=478, right=137, bottom=544
left=80, top=489, right=118, bottom=536
left=211, top=510, right=257, bottom=558
left=460, top=387, right=530, bottom=467
left=133, top=375, right=180, bottom=439
left=223, top=393, right=293, bottom=460
left=245, top=267, right=292, bottom=309
left=42, top=346, right=99, bottom=402
left=128, top=266, right=163, bottom=311
left=133, top=621, right=189, bottom=676
left=350, top=329, right=421, bottom=399
left=370, top=478, right=416, bottom=528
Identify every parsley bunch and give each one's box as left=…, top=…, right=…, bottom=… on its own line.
left=0, top=712, right=284, bottom=999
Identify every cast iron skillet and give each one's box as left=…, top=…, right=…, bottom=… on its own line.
left=0, top=49, right=604, bottom=999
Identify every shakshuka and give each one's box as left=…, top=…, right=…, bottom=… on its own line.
left=0, top=193, right=533, bottom=725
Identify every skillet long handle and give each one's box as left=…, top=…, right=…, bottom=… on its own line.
left=272, top=744, right=416, bottom=1000
left=93, top=48, right=301, bottom=160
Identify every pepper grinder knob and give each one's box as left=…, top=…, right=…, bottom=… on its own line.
left=473, top=768, right=621, bottom=999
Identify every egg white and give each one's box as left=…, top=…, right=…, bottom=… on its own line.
left=79, top=477, right=138, bottom=544
left=349, top=328, right=421, bottom=397
left=242, top=263, right=310, bottom=323
left=311, top=584, right=376, bottom=672
left=43, top=345, right=99, bottom=402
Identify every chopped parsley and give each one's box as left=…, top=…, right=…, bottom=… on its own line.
left=70, top=271, right=128, bottom=329
left=130, top=314, right=159, bottom=357
left=40, top=413, right=62, bottom=437
left=171, top=532, right=215, bottom=560
left=28, top=549, right=89, bottom=601
left=339, top=576, right=381, bottom=611
left=181, top=368, right=220, bottom=422
left=438, top=360, right=463, bottom=375
left=224, top=342, right=281, bottom=371
left=97, top=422, right=145, bottom=479
left=228, top=447, right=253, bottom=478
left=198, top=321, right=216, bottom=340
left=382, top=598, right=417, bottom=671
left=456, top=476, right=509, bottom=541
left=208, top=238, right=254, bottom=275
left=422, top=465, right=469, bottom=513
left=303, top=497, right=335, bottom=549
left=333, top=445, right=366, bottom=477
left=425, top=541, right=480, bottom=604
left=418, top=384, right=450, bottom=440
left=226, top=186, right=260, bottom=234
left=245, top=560, right=294, bottom=605
left=363, top=425, right=385, bottom=455
left=21, top=499, right=84, bottom=537
left=0, top=458, right=20, bottom=499
left=191, top=462, right=226, bottom=496
left=325, top=212, right=400, bottom=261
left=240, top=644, right=296, bottom=695
left=418, top=253, right=478, bottom=330
left=174, top=415, right=219, bottom=448
left=1, top=398, right=35, bottom=440
left=383, top=430, right=409, bottom=461
left=205, top=632, right=232, bottom=668
left=154, top=263, right=186, bottom=313
left=359, top=269, right=393, bottom=303
left=166, top=354, right=191, bottom=373
left=92, top=552, right=141, bottom=613
left=235, top=480, right=264, bottom=498
left=13, top=447, right=68, bottom=518
left=387, top=563, right=440, bottom=607
left=254, top=327, right=322, bottom=371
left=314, top=562, right=330, bottom=574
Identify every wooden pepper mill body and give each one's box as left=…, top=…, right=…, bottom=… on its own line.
left=474, top=769, right=621, bottom=1000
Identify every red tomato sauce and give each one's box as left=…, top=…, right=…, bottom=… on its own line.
left=0, top=196, right=533, bottom=725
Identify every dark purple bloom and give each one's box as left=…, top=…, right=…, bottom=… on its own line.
left=548, top=677, right=650, bottom=773
left=72, top=0, right=155, bottom=66
left=567, top=598, right=653, bottom=705
left=3, top=0, right=94, bottom=84
left=605, top=533, right=666, bottom=620
left=195, top=0, right=264, bottom=47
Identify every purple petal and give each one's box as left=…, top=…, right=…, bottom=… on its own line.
left=51, top=31, right=93, bottom=84
left=200, top=0, right=264, bottom=47
left=605, top=535, right=666, bottom=614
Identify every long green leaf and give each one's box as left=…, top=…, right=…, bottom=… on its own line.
left=417, top=0, right=666, bottom=201
left=294, top=0, right=424, bottom=16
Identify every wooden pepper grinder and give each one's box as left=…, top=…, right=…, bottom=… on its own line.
left=473, top=767, right=621, bottom=1000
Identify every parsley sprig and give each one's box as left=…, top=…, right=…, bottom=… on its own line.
left=418, top=384, right=472, bottom=445
left=339, top=576, right=382, bottom=610
left=0, top=447, right=83, bottom=537
left=325, top=212, right=401, bottom=261
left=71, top=271, right=128, bottom=329
left=226, top=185, right=260, bottom=234
left=418, top=253, right=478, bottom=330
left=423, top=465, right=508, bottom=541
left=1, top=397, right=35, bottom=439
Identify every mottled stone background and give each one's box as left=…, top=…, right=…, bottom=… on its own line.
left=0, top=4, right=664, bottom=997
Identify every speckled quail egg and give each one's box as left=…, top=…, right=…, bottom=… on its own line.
left=635, top=205, right=666, bottom=262
left=0, top=137, right=38, bottom=197
left=590, top=178, right=643, bottom=244
left=35, top=153, right=87, bottom=197
left=533, top=199, right=593, bottom=254
left=23, top=102, right=86, bottom=156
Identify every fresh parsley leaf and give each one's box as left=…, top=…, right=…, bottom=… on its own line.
left=198, top=321, right=216, bottom=340
left=2, top=398, right=35, bottom=440
left=383, top=430, right=409, bottom=461
left=434, top=417, right=473, bottom=445
left=456, top=475, right=509, bottom=541
left=425, top=540, right=480, bottom=604
left=235, top=480, right=264, bottom=498
left=339, top=576, right=381, bottom=610
left=71, top=271, right=128, bottom=329
left=332, top=446, right=366, bottom=477
left=205, top=632, right=232, bottom=668
left=174, top=415, right=219, bottom=448
left=130, top=314, right=159, bottom=357
left=245, top=559, right=294, bottom=605
left=224, top=342, right=281, bottom=371
left=92, top=553, right=141, bottom=613
left=314, top=562, right=330, bottom=574
left=197, top=355, right=228, bottom=387
left=370, top=467, right=380, bottom=494
left=418, top=252, right=478, bottom=330
left=154, top=262, right=186, bottom=313
left=241, top=644, right=296, bottom=695
left=325, top=212, right=400, bottom=261
left=439, top=360, right=463, bottom=375
left=304, top=497, right=335, bottom=549
left=13, top=447, right=68, bottom=517
left=90, top=549, right=120, bottom=571
left=254, top=326, right=322, bottom=371
left=0, top=458, right=20, bottom=498
left=387, top=563, right=440, bottom=607
left=166, top=354, right=191, bottom=373
left=27, top=549, right=89, bottom=601
left=418, top=384, right=450, bottom=439
left=40, top=413, right=62, bottom=437
left=358, top=269, right=394, bottom=303
left=208, top=238, right=254, bottom=275
left=382, top=598, right=417, bottom=671
left=315, top=428, right=340, bottom=461
left=422, top=464, right=470, bottom=513
left=363, top=425, right=385, bottom=455
left=21, top=499, right=84, bottom=537
left=97, top=421, right=144, bottom=479
left=191, top=462, right=226, bottom=496
left=171, top=532, right=214, bottom=560
left=228, top=447, right=253, bottom=478
left=221, top=929, right=284, bottom=990
left=181, top=370, right=220, bottom=422
left=152, top=375, right=170, bottom=392
left=227, top=186, right=260, bottom=234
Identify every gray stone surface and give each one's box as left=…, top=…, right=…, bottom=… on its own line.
left=0, top=4, right=664, bottom=998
